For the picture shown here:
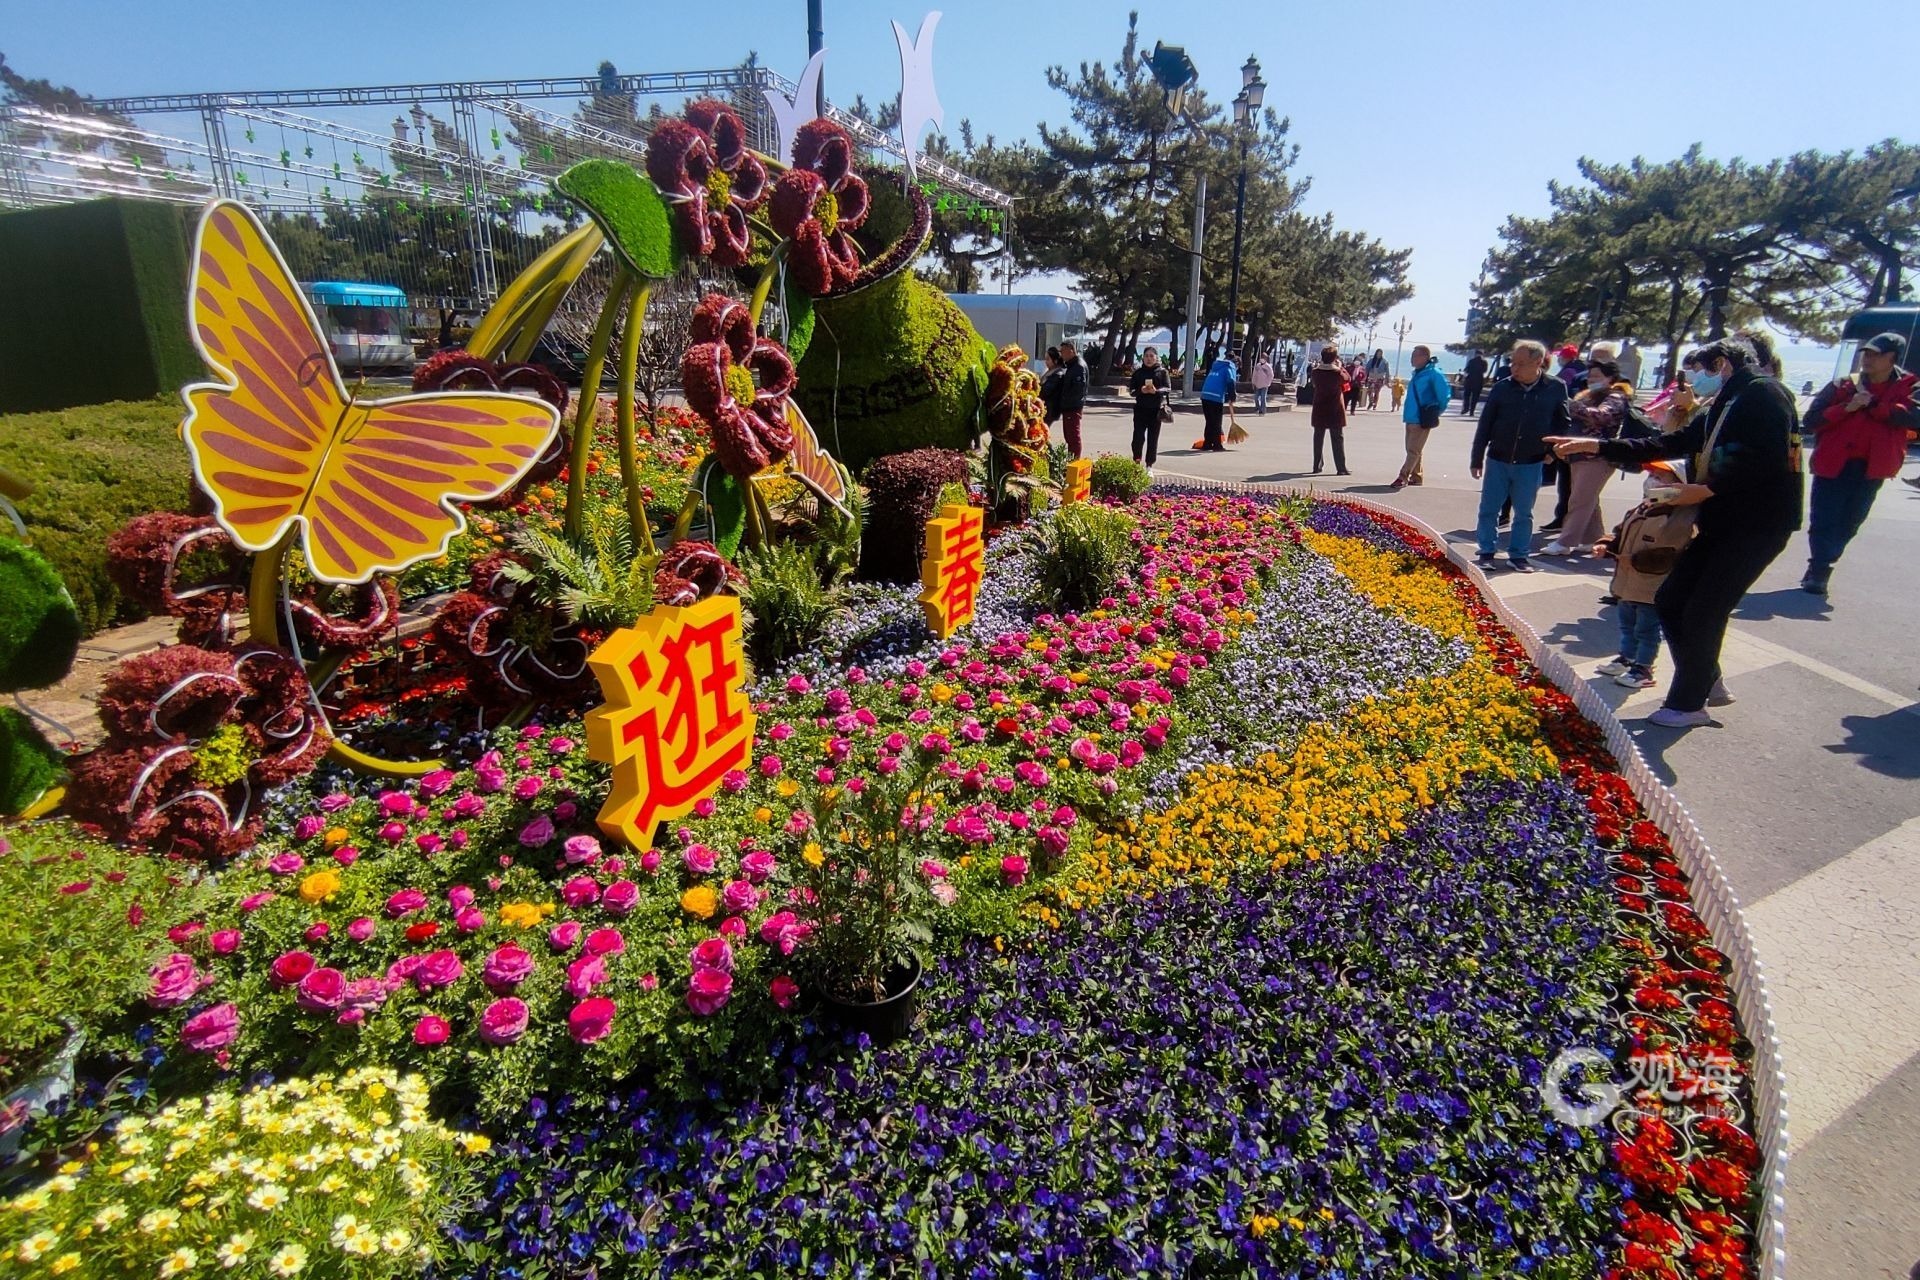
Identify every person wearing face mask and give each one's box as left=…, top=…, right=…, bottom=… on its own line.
left=1540, top=360, right=1631, bottom=556
left=1798, top=332, right=1918, bottom=594
left=1547, top=337, right=1802, bottom=728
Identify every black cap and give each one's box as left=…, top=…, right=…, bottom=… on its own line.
left=1861, top=332, right=1907, bottom=357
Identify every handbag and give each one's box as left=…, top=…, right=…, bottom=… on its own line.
left=1158, top=398, right=1174, bottom=426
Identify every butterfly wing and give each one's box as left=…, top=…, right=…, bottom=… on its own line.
left=304, top=393, right=559, bottom=583
left=182, top=199, right=347, bottom=555
left=782, top=401, right=850, bottom=511
left=182, top=200, right=560, bottom=584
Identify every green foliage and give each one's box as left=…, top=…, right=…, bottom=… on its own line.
left=0, top=706, right=62, bottom=816
left=692, top=459, right=748, bottom=559
left=1088, top=454, right=1151, bottom=502
left=806, top=480, right=865, bottom=586
left=555, top=159, right=680, bottom=279
left=0, top=1068, right=484, bottom=1275
left=857, top=448, right=970, bottom=581
left=793, top=271, right=997, bottom=471
left=779, top=279, right=817, bottom=363
left=0, top=539, right=80, bottom=692
left=932, top=481, right=971, bottom=514
left=0, top=821, right=201, bottom=1092
left=739, top=540, right=846, bottom=669
left=1036, top=503, right=1140, bottom=608
left=0, top=398, right=194, bottom=634
left=0, top=199, right=202, bottom=414
left=501, top=501, right=654, bottom=628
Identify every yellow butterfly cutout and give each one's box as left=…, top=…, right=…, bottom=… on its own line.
left=182, top=200, right=561, bottom=584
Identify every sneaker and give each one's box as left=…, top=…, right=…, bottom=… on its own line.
left=1598, top=594, right=1619, bottom=605
left=1475, top=551, right=1498, bottom=569
left=1596, top=657, right=1633, bottom=677
left=1508, top=557, right=1536, bottom=573
left=1707, top=680, right=1735, bottom=707
left=1646, top=707, right=1712, bottom=729
left=1407, top=478, right=1423, bottom=486
left=1615, top=664, right=1658, bottom=689
left=1538, top=541, right=1575, bottom=557
left=1389, top=479, right=1406, bottom=490
left=1800, top=563, right=1831, bottom=595
left=1540, top=520, right=1565, bottom=535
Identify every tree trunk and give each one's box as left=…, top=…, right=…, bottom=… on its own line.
left=1658, top=276, right=1687, bottom=383
left=1705, top=266, right=1732, bottom=339
left=1097, top=271, right=1136, bottom=379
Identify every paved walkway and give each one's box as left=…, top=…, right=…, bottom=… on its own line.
left=1079, top=402, right=1920, bottom=1280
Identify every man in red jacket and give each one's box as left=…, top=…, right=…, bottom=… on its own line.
left=1800, top=332, right=1919, bottom=595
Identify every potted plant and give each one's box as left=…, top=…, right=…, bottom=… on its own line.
left=789, top=736, right=960, bottom=1045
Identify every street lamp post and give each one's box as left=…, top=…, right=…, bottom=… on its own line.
left=1390, top=316, right=1413, bottom=377
left=1148, top=41, right=1206, bottom=396
left=1223, top=56, right=1265, bottom=362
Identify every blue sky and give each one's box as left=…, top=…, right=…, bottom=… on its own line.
left=10, top=0, right=1919, bottom=355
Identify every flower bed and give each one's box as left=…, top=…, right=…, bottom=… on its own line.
left=4, top=492, right=1764, bottom=1278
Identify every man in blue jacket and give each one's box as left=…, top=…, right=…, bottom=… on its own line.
left=1199, top=347, right=1239, bottom=452
left=1392, top=345, right=1451, bottom=488
left=1470, top=339, right=1571, bottom=572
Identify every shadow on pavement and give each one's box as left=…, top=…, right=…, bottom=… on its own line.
left=1734, top=588, right=1834, bottom=622
left=1825, top=709, right=1920, bottom=780
left=1621, top=723, right=1684, bottom=785
left=1536, top=615, right=1621, bottom=661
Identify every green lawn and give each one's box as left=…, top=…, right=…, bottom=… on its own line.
left=1, top=397, right=193, bottom=635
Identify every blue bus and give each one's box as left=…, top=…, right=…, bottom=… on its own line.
left=302, top=281, right=414, bottom=372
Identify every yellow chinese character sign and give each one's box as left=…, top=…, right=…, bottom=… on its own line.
left=585, top=594, right=756, bottom=847
left=1061, top=458, right=1092, bottom=505
left=918, top=502, right=985, bottom=640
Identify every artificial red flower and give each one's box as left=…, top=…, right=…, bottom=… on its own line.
left=653, top=540, right=745, bottom=607
left=679, top=293, right=796, bottom=480
left=768, top=120, right=871, bottom=294
left=644, top=99, right=768, bottom=267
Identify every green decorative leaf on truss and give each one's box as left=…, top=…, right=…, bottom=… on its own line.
left=554, top=159, right=681, bottom=280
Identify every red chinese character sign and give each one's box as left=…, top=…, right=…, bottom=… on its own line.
left=918, top=503, right=985, bottom=639
left=586, top=595, right=756, bottom=847
left=1061, top=458, right=1093, bottom=505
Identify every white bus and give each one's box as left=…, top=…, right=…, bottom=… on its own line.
left=948, top=294, right=1089, bottom=366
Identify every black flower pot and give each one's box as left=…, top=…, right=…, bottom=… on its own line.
left=820, top=953, right=923, bottom=1047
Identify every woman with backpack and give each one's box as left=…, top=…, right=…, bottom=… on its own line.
left=1540, top=359, right=1632, bottom=557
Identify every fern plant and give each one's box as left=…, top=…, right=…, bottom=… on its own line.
left=738, top=540, right=846, bottom=668
left=501, top=503, right=655, bottom=628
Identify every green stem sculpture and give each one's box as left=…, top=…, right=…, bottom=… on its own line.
left=565, top=265, right=635, bottom=541
left=614, top=280, right=656, bottom=557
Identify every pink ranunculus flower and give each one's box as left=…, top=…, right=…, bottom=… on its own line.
left=930, top=880, right=958, bottom=907
left=483, top=944, right=535, bottom=992
left=267, top=852, right=304, bottom=875
left=563, top=834, right=602, bottom=866
left=418, top=768, right=456, bottom=798
left=566, top=952, right=608, bottom=999
left=584, top=927, right=626, bottom=956
left=770, top=975, right=800, bottom=1010
left=386, top=955, right=425, bottom=985
left=303, top=922, right=330, bottom=943
left=333, top=845, right=360, bottom=867
left=758, top=754, right=783, bottom=778
left=1037, top=826, right=1071, bottom=858
left=1000, top=854, right=1030, bottom=886
left=414, top=950, right=464, bottom=991
left=385, top=889, right=427, bottom=918
left=686, top=967, right=733, bottom=1016
left=415, top=833, right=445, bottom=856
left=451, top=791, right=487, bottom=819
left=318, top=792, right=353, bottom=813
left=568, top=996, right=617, bottom=1044
left=478, top=997, right=529, bottom=1045
left=378, top=790, right=414, bottom=817
left=341, top=976, right=388, bottom=1011
left=208, top=929, right=242, bottom=956
left=719, top=915, right=747, bottom=939
left=548, top=920, right=582, bottom=952
left=295, top=967, right=347, bottom=1011
left=689, top=936, right=734, bottom=973
left=269, top=950, right=316, bottom=987
left=239, top=891, right=275, bottom=913
left=640, top=849, right=662, bottom=875
left=721, top=879, right=759, bottom=915
left=682, top=843, right=717, bottom=876
left=181, top=1003, right=239, bottom=1052
left=693, top=797, right=717, bottom=818
left=758, top=911, right=809, bottom=956
left=561, top=876, right=599, bottom=908
left=378, top=821, right=408, bottom=843
left=294, top=814, right=325, bottom=841
left=347, top=917, right=376, bottom=943
left=454, top=907, right=485, bottom=934
left=513, top=775, right=544, bottom=801
left=519, top=816, right=556, bottom=848
left=148, top=954, right=204, bottom=1008
left=600, top=880, right=640, bottom=916
left=920, top=859, right=949, bottom=880
left=739, top=850, right=776, bottom=884
left=413, top=1015, right=451, bottom=1046
left=445, top=885, right=475, bottom=911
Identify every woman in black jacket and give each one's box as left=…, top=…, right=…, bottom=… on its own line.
left=1548, top=337, right=1801, bottom=728
left=1307, top=346, right=1352, bottom=475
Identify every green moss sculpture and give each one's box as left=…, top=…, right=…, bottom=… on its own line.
left=0, top=705, right=62, bottom=816
left=0, top=539, right=81, bottom=693
left=794, top=271, right=997, bottom=472
left=555, top=160, right=681, bottom=280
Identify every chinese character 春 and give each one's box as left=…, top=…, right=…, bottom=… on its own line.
left=586, top=595, right=756, bottom=847
left=918, top=503, right=985, bottom=639
left=1061, top=458, right=1092, bottom=505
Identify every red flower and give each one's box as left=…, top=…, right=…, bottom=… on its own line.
left=1689, top=1155, right=1752, bottom=1203
left=679, top=293, right=797, bottom=480
left=653, top=540, right=745, bottom=607
left=1620, top=1200, right=1683, bottom=1252
left=768, top=121, right=871, bottom=295
left=405, top=921, right=441, bottom=943
left=645, top=100, right=768, bottom=267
